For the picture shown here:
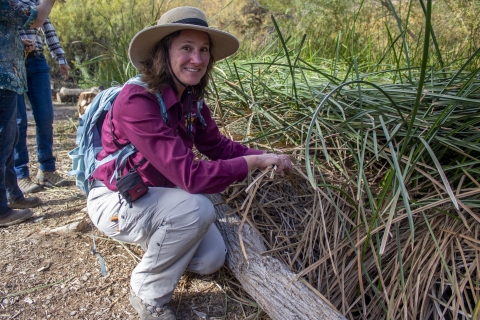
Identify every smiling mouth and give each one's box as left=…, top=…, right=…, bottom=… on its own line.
left=185, top=68, right=200, bottom=72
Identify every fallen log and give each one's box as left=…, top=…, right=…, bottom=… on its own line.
left=56, top=87, right=101, bottom=104
left=39, top=215, right=89, bottom=235
left=57, top=87, right=84, bottom=103
left=207, top=193, right=346, bottom=320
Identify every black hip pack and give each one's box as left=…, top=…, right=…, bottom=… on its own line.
left=116, top=168, right=148, bottom=207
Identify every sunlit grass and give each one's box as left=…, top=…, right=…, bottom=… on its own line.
left=211, top=6, right=480, bottom=318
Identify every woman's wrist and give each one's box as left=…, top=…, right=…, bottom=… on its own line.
left=243, top=155, right=259, bottom=171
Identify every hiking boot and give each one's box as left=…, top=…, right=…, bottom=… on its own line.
left=0, top=208, right=33, bottom=227
left=129, top=289, right=176, bottom=320
left=9, top=196, right=42, bottom=209
left=17, top=177, right=43, bottom=194
left=36, top=170, right=73, bottom=187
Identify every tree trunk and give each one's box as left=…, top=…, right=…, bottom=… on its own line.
left=207, top=193, right=346, bottom=320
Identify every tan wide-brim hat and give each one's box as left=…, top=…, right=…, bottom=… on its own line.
left=129, top=6, right=240, bottom=70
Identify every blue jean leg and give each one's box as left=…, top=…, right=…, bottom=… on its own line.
left=14, top=94, right=30, bottom=178
left=15, top=55, right=56, bottom=176
left=0, top=90, right=24, bottom=214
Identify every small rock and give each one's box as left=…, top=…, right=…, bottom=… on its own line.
left=37, top=262, right=52, bottom=272
left=70, top=311, right=77, bottom=316
left=23, top=297, right=34, bottom=304
left=192, top=309, right=209, bottom=319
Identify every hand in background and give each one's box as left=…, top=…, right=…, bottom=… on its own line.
left=59, top=64, right=70, bottom=80
left=22, top=39, right=35, bottom=52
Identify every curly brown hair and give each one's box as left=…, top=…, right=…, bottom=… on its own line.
left=139, top=30, right=215, bottom=100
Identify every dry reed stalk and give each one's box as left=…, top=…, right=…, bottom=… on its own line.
left=221, top=164, right=480, bottom=319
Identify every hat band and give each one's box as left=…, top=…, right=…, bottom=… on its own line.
left=173, top=18, right=208, bottom=28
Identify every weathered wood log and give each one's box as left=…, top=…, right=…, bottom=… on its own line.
left=207, top=193, right=346, bottom=320
left=57, top=87, right=101, bottom=104
left=57, top=87, right=85, bottom=102
left=40, top=217, right=89, bottom=235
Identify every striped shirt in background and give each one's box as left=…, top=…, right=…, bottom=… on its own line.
left=18, top=0, right=67, bottom=65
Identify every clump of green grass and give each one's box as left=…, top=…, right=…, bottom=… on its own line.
left=214, top=4, right=480, bottom=318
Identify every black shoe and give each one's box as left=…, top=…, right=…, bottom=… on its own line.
left=0, top=209, right=33, bottom=227
left=9, top=196, right=42, bottom=209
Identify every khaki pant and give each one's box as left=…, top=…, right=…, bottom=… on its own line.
left=87, top=186, right=226, bottom=307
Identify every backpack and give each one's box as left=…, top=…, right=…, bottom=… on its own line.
left=68, top=75, right=168, bottom=197
left=69, top=75, right=208, bottom=197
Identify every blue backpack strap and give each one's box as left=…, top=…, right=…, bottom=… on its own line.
left=156, top=91, right=168, bottom=125
left=126, top=76, right=168, bottom=124
left=109, top=144, right=138, bottom=183
left=197, top=99, right=207, bottom=129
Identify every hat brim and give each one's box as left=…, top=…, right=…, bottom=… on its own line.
left=129, top=24, right=240, bottom=70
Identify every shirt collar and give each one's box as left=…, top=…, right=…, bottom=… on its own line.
left=161, top=86, right=198, bottom=111
left=161, top=87, right=179, bottom=111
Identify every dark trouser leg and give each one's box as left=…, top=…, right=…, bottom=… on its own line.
left=0, top=90, right=23, bottom=214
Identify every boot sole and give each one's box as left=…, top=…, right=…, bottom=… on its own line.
left=9, top=200, right=42, bottom=209
left=21, top=186, right=43, bottom=194
left=37, top=181, right=74, bottom=187
left=0, top=211, right=34, bottom=227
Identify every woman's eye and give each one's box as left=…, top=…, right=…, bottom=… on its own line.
left=182, top=46, right=191, bottom=51
left=201, top=47, right=209, bottom=52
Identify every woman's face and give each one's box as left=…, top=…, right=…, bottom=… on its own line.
left=169, top=29, right=210, bottom=93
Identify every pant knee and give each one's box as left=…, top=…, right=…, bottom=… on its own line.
left=188, top=194, right=215, bottom=228
left=191, top=241, right=227, bottom=275
left=202, top=245, right=227, bottom=274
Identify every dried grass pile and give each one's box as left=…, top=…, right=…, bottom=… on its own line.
left=222, top=165, right=480, bottom=319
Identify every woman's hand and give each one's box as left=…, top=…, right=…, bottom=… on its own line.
left=59, top=64, right=70, bottom=80
left=22, top=39, right=35, bottom=52
left=243, top=153, right=292, bottom=177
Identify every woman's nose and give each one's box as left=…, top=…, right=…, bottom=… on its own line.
left=190, top=50, right=203, bottom=63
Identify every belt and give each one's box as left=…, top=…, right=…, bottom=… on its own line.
left=91, top=180, right=107, bottom=188
left=25, top=51, right=44, bottom=59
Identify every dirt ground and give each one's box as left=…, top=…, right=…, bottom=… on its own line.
left=0, top=103, right=266, bottom=320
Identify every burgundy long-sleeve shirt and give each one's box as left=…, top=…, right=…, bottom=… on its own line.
left=92, top=84, right=262, bottom=194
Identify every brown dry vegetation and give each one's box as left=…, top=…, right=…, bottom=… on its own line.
left=222, top=165, right=480, bottom=319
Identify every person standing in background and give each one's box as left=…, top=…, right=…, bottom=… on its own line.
left=15, top=0, right=72, bottom=194
left=0, top=0, right=62, bottom=227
